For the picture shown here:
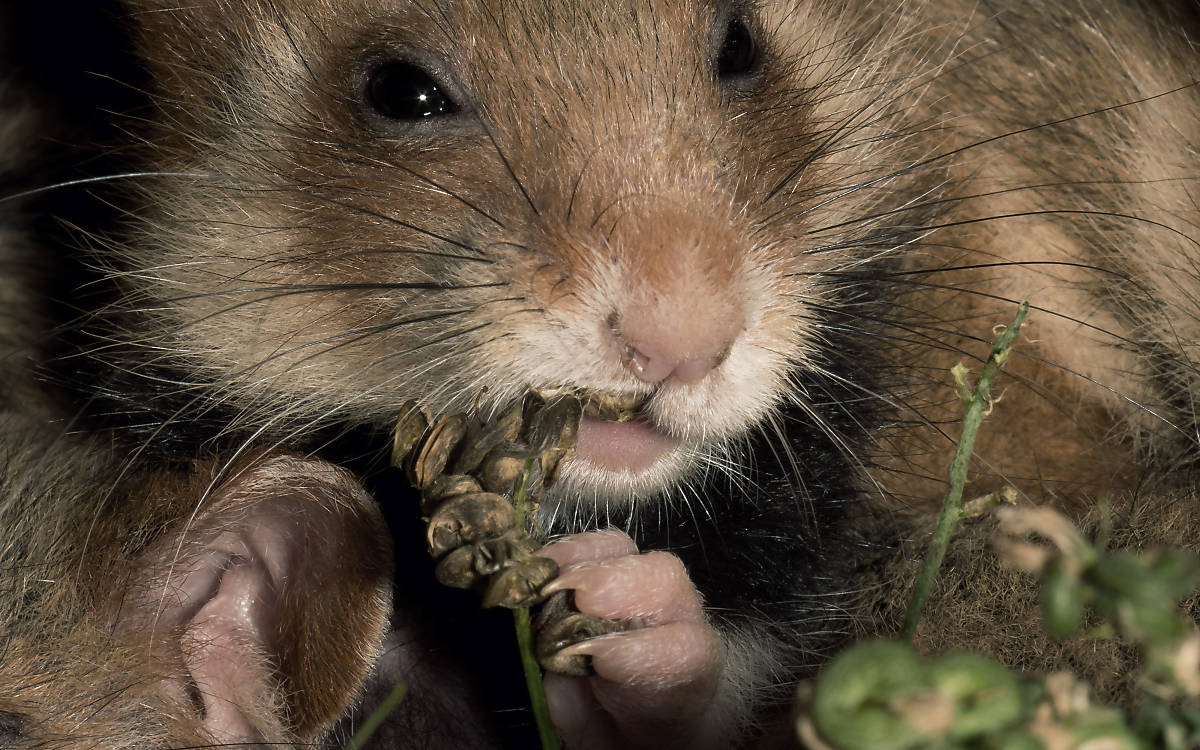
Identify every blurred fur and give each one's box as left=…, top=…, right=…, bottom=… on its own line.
left=0, top=0, right=1198, bottom=747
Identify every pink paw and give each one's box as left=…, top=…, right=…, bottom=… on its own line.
left=537, top=530, right=722, bottom=750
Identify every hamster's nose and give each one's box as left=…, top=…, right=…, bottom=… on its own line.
left=607, top=307, right=742, bottom=385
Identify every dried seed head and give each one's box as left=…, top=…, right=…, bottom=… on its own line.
left=483, top=555, right=559, bottom=608
left=420, top=474, right=483, bottom=514
left=407, top=413, right=467, bottom=490
left=529, top=386, right=644, bottom=423
left=528, top=385, right=581, bottom=402
left=523, top=394, right=583, bottom=454
left=538, top=447, right=574, bottom=488
left=426, top=491, right=519, bottom=558
left=451, top=401, right=525, bottom=475
left=392, top=387, right=597, bottom=626
left=434, top=545, right=485, bottom=590
left=433, top=532, right=542, bottom=589
left=391, top=401, right=430, bottom=467
left=478, top=447, right=540, bottom=495
left=521, top=394, right=583, bottom=489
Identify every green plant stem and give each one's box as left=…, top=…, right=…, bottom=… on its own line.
left=513, top=461, right=561, bottom=750
left=346, top=681, right=408, bottom=750
left=901, top=302, right=1029, bottom=641
left=515, top=606, right=560, bottom=750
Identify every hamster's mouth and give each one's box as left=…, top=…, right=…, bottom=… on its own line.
left=531, top=387, right=680, bottom=474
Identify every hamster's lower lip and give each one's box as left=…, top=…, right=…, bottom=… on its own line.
left=573, top=414, right=679, bottom=473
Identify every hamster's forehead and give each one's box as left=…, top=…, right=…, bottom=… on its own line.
left=349, top=1, right=724, bottom=112
left=128, top=0, right=727, bottom=48
left=126, top=0, right=767, bottom=133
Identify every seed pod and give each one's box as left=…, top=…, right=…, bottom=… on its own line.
left=483, top=555, right=559, bottom=609
left=528, top=385, right=581, bottom=404
left=538, top=446, right=574, bottom=489
left=434, top=545, right=485, bottom=590
left=421, top=474, right=483, bottom=514
left=426, top=491, right=518, bottom=558
left=478, top=532, right=540, bottom=574
left=434, top=532, right=540, bottom=588
left=523, top=394, right=583, bottom=455
left=407, top=413, right=467, bottom=490
left=478, top=446, right=540, bottom=495
left=391, top=401, right=430, bottom=467
left=451, top=401, right=525, bottom=475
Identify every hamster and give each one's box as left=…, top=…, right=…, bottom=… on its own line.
left=0, top=0, right=1197, bottom=748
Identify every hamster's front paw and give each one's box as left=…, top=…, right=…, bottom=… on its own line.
left=537, top=529, right=722, bottom=750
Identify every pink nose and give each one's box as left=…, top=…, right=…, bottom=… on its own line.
left=607, top=308, right=741, bottom=385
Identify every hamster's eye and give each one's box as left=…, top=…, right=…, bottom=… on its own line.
left=366, top=61, right=459, bottom=120
left=716, top=17, right=759, bottom=78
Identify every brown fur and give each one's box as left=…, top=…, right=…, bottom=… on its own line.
left=1, top=0, right=1198, bottom=747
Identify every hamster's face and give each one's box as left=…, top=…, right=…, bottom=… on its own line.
left=120, top=0, right=902, bottom=502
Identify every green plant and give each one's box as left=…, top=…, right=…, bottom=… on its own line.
left=796, top=302, right=1200, bottom=749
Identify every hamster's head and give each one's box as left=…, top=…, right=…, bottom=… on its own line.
left=113, top=0, right=908, bottom=504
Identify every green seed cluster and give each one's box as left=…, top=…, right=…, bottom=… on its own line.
left=806, top=640, right=1028, bottom=750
